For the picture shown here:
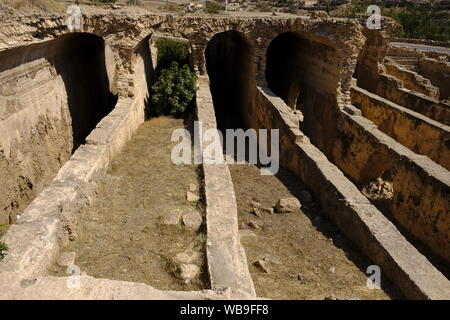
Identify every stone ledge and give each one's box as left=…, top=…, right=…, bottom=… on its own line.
left=196, top=76, right=256, bottom=298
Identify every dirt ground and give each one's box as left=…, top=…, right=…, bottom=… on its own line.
left=49, top=116, right=208, bottom=291
left=228, top=162, right=403, bottom=300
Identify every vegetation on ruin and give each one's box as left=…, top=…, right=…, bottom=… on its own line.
left=151, top=39, right=197, bottom=117
left=155, top=38, right=191, bottom=71
left=126, top=0, right=140, bottom=6
left=204, top=1, right=223, bottom=14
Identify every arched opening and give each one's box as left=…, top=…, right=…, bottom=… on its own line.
left=205, top=31, right=256, bottom=130
left=265, top=32, right=306, bottom=111
left=49, top=33, right=118, bottom=150
left=265, top=31, right=340, bottom=154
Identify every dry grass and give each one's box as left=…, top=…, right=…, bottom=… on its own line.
left=229, top=163, right=402, bottom=300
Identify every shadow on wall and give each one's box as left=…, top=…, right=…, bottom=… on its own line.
left=205, top=31, right=256, bottom=131
left=49, top=33, right=118, bottom=152
left=265, top=32, right=306, bottom=110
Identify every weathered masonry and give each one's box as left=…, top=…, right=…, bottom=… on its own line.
left=0, top=10, right=449, bottom=300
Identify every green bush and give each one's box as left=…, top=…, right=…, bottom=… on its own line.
left=0, top=242, right=7, bottom=260
left=155, top=38, right=191, bottom=71
left=0, top=227, right=7, bottom=261
left=205, top=1, right=222, bottom=14
left=151, top=62, right=198, bottom=117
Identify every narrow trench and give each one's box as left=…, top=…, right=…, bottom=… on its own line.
left=50, top=117, right=209, bottom=291
left=205, top=31, right=402, bottom=300
left=267, top=32, right=450, bottom=280
left=49, top=37, right=208, bottom=291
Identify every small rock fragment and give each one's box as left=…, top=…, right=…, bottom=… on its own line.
left=250, top=200, right=261, bottom=208
left=275, top=198, right=301, bottom=213
left=329, top=266, right=336, bottom=274
left=57, top=252, right=76, bottom=267
left=174, top=249, right=200, bottom=265
left=182, top=210, right=203, bottom=229
left=261, top=207, right=275, bottom=214
left=239, top=229, right=257, bottom=239
left=188, top=184, right=197, bottom=192
left=254, top=260, right=270, bottom=273
left=178, top=264, right=200, bottom=281
left=187, top=191, right=200, bottom=202
left=161, top=210, right=182, bottom=225
left=262, top=255, right=282, bottom=265
left=324, top=295, right=339, bottom=300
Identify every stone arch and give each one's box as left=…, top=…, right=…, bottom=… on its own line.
left=265, top=32, right=307, bottom=109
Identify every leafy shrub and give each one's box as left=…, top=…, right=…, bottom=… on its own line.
left=155, top=38, right=191, bottom=71
left=126, top=0, right=141, bottom=5
left=0, top=241, right=7, bottom=260
left=257, top=3, right=272, bottom=13
left=205, top=1, right=223, bottom=14
left=151, top=62, right=198, bottom=117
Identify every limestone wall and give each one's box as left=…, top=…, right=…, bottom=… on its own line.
left=246, top=86, right=450, bottom=299
left=0, top=33, right=117, bottom=231
left=351, top=86, right=450, bottom=171
left=330, top=104, right=450, bottom=265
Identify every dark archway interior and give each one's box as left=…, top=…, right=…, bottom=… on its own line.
left=50, top=33, right=118, bottom=152
left=265, top=32, right=306, bottom=110
left=205, top=31, right=256, bottom=131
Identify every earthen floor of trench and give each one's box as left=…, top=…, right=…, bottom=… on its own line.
left=229, top=162, right=403, bottom=300
left=49, top=116, right=208, bottom=291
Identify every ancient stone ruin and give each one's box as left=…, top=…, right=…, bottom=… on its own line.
left=0, top=4, right=449, bottom=300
